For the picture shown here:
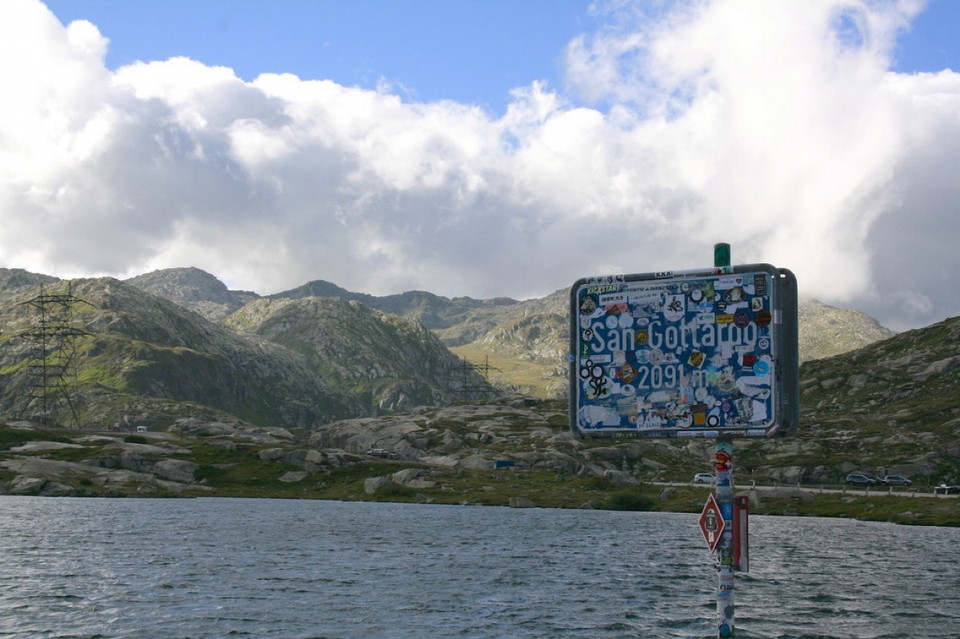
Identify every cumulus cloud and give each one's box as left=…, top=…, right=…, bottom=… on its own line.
left=1, top=0, right=958, bottom=331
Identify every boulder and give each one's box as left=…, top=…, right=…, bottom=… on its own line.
left=153, top=459, right=198, bottom=483
left=541, top=450, right=580, bottom=473
left=420, top=454, right=461, bottom=468
left=391, top=468, right=425, bottom=485
left=120, top=450, right=152, bottom=473
left=640, top=457, right=669, bottom=471
left=390, top=468, right=437, bottom=488
left=10, top=476, right=46, bottom=495
left=604, top=469, right=638, bottom=487
left=459, top=454, right=493, bottom=470
left=40, top=481, right=78, bottom=497
left=917, top=355, right=960, bottom=381
left=205, top=438, right=237, bottom=451
left=3, top=457, right=95, bottom=482
left=435, top=430, right=466, bottom=452
left=309, top=417, right=426, bottom=453
left=364, top=476, right=394, bottom=494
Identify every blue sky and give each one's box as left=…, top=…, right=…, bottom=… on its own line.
left=891, top=0, right=960, bottom=72
left=3, top=0, right=960, bottom=332
left=43, top=0, right=960, bottom=112
left=44, top=0, right=596, bottom=114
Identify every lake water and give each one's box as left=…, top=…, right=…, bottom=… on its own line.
left=0, top=496, right=957, bottom=638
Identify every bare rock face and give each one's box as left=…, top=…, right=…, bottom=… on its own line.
left=153, top=459, right=198, bottom=483
left=10, top=476, right=47, bottom=495
left=125, top=267, right=248, bottom=322
left=224, top=296, right=495, bottom=411
left=0, top=454, right=206, bottom=496
left=604, top=469, right=639, bottom=487
left=0, top=274, right=364, bottom=430
left=309, top=416, right=431, bottom=458
left=798, top=299, right=895, bottom=363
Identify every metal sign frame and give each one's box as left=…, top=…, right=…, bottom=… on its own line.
left=569, top=263, right=798, bottom=439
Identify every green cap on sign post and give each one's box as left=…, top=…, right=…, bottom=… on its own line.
left=714, top=243, right=731, bottom=269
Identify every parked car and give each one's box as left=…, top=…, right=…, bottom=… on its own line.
left=693, top=473, right=715, bottom=484
left=883, top=475, right=912, bottom=486
left=934, top=483, right=960, bottom=495
left=845, top=473, right=878, bottom=486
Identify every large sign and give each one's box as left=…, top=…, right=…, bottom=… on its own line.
left=570, top=264, right=798, bottom=439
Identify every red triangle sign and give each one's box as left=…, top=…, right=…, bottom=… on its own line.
left=699, top=494, right=726, bottom=551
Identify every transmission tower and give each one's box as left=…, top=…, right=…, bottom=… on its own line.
left=19, top=283, right=90, bottom=427
left=456, top=355, right=500, bottom=400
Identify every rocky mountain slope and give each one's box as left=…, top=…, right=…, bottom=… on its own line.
left=304, top=314, right=960, bottom=490
left=794, top=314, right=960, bottom=483
left=0, top=265, right=902, bottom=428
left=129, top=268, right=521, bottom=344
left=1, top=315, right=958, bottom=524
left=798, top=299, right=895, bottom=362
left=0, top=270, right=491, bottom=431
left=223, top=296, right=491, bottom=413
left=0, top=273, right=363, bottom=430
left=126, top=268, right=894, bottom=399
left=126, top=267, right=257, bottom=321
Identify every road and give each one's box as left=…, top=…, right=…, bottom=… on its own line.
left=655, top=481, right=960, bottom=498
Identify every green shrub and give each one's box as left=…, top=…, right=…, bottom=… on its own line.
left=606, top=490, right=655, bottom=511
left=195, top=465, right=227, bottom=481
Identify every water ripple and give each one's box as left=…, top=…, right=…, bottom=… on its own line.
left=0, top=497, right=957, bottom=638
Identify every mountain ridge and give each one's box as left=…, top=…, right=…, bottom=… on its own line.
left=0, top=270, right=492, bottom=430
left=0, top=265, right=900, bottom=430
left=124, top=266, right=894, bottom=365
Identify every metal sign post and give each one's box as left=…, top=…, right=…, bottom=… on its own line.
left=714, top=440, right=736, bottom=637
left=713, top=245, right=736, bottom=639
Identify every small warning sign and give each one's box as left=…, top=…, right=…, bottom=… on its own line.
left=699, top=493, right=726, bottom=551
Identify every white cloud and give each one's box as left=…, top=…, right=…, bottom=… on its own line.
left=1, top=0, right=959, bottom=332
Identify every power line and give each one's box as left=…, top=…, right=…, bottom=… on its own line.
left=455, top=355, right=500, bottom=400
left=18, top=282, right=91, bottom=428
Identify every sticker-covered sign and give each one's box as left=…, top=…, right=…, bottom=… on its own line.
left=569, top=264, right=798, bottom=439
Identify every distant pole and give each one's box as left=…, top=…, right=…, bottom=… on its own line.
left=714, top=243, right=735, bottom=638
left=714, top=242, right=731, bottom=273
